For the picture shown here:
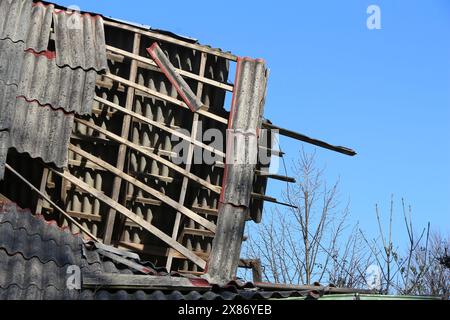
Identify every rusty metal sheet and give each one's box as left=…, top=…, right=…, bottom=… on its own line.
left=147, top=42, right=204, bottom=112
left=0, top=131, right=9, bottom=180
left=53, top=10, right=107, bottom=72
left=0, top=0, right=54, bottom=52
left=7, top=98, right=74, bottom=167
left=18, top=50, right=98, bottom=114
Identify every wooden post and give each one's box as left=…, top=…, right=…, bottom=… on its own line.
left=104, top=32, right=139, bottom=245
left=206, top=58, right=268, bottom=285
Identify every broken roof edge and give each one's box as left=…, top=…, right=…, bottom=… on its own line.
left=37, top=0, right=238, bottom=61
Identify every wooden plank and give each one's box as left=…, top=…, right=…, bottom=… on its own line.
left=104, top=73, right=228, bottom=125
left=106, top=45, right=234, bottom=92
left=74, top=118, right=222, bottom=195
left=49, top=168, right=207, bottom=269
left=191, top=205, right=219, bottom=216
left=68, top=144, right=217, bottom=233
left=94, top=96, right=225, bottom=159
left=83, top=273, right=210, bottom=290
left=104, top=33, right=141, bottom=245
left=262, top=122, right=357, bottom=157
left=255, top=170, right=296, bottom=183
left=147, top=42, right=204, bottom=112
left=35, top=168, right=49, bottom=215
left=104, top=19, right=238, bottom=62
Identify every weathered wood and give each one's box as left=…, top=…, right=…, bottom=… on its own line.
left=147, top=42, right=204, bottom=112
left=35, top=168, right=49, bottom=215
left=5, top=164, right=99, bottom=242
left=104, top=33, right=141, bottom=245
left=83, top=273, right=211, bottom=291
left=49, top=168, right=207, bottom=269
left=255, top=170, right=296, bottom=183
left=94, top=96, right=225, bottom=159
left=105, top=45, right=234, bottom=92
left=262, top=122, right=357, bottom=157
left=74, top=118, right=222, bottom=194
left=104, top=73, right=228, bottom=125
left=103, top=19, right=238, bottom=61
left=68, top=144, right=217, bottom=233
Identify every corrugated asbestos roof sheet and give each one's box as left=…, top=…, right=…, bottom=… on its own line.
left=53, top=10, right=107, bottom=72
left=0, top=203, right=313, bottom=300
left=0, top=41, right=98, bottom=114
left=8, top=98, right=74, bottom=167
left=0, top=0, right=53, bottom=52
left=0, top=0, right=107, bottom=171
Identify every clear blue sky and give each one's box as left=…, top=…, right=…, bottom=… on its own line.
left=58, top=0, right=450, bottom=242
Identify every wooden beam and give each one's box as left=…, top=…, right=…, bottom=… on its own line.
left=83, top=273, right=211, bottom=291
left=104, top=33, right=141, bottom=245
left=255, top=170, right=296, bottom=183
left=106, top=45, right=234, bottom=92
left=35, top=168, right=49, bottom=215
left=262, top=122, right=357, bottom=157
left=74, top=118, right=222, bottom=194
left=104, top=73, right=228, bottom=125
left=103, top=19, right=238, bottom=61
left=68, top=144, right=217, bottom=233
left=48, top=167, right=207, bottom=269
left=94, top=96, right=225, bottom=159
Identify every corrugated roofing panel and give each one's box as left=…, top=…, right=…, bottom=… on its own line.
left=53, top=10, right=108, bottom=72
left=8, top=98, right=74, bottom=167
left=0, top=203, right=314, bottom=300
left=0, top=0, right=54, bottom=52
left=0, top=41, right=97, bottom=115
left=0, top=83, right=18, bottom=130
left=0, top=40, right=25, bottom=86
left=18, top=50, right=98, bottom=114
left=222, top=58, right=268, bottom=207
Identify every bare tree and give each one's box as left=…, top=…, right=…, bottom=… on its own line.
left=245, top=150, right=371, bottom=287
left=362, top=196, right=449, bottom=298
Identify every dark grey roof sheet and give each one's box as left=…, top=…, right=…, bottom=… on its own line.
left=0, top=1, right=108, bottom=170
left=0, top=203, right=313, bottom=300
left=0, top=0, right=54, bottom=52
left=18, top=50, right=98, bottom=114
left=6, top=96, right=74, bottom=167
left=53, top=10, right=107, bottom=72
left=0, top=35, right=98, bottom=115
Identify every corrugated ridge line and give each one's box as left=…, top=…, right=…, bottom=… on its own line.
left=0, top=223, right=80, bottom=267
left=0, top=0, right=53, bottom=52
left=0, top=248, right=71, bottom=290
left=18, top=50, right=98, bottom=114
left=0, top=40, right=97, bottom=114
left=53, top=11, right=108, bottom=72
